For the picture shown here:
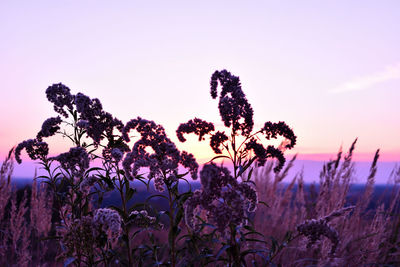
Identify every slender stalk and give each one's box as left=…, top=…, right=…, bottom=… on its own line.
left=116, top=168, right=133, bottom=266
left=167, top=182, right=176, bottom=267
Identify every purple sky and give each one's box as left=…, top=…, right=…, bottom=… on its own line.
left=1, top=1, right=399, bottom=182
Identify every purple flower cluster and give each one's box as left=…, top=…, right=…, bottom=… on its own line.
left=245, top=139, right=287, bottom=172
left=36, top=116, right=62, bottom=140
left=176, top=118, right=230, bottom=154
left=210, top=70, right=254, bottom=136
left=111, top=148, right=124, bottom=162
left=15, top=139, right=49, bottom=164
left=45, top=83, right=74, bottom=118
left=79, top=175, right=98, bottom=194
left=184, top=163, right=258, bottom=234
left=75, top=93, right=123, bottom=145
left=52, top=146, right=90, bottom=178
left=176, top=118, right=215, bottom=142
left=93, top=208, right=122, bottom=240
left=129, top=210, right=163, bottom=229
left=209, top=131, right=228, bottom=154
left=122, top=117, right=199, bottom=188
left=262, top=121, right=296, bottom=149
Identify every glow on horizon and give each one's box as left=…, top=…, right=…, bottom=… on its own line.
left=1, top=1, right=400, bottom=178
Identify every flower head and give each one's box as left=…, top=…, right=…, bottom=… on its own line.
left=45, top=83, right=74, bottom=118
left=209, top=131, right=228, bottom=154
left=184, top=163, right=258, bottom=234
left=79, top=175, right=98, bottom=194
left=37, top=116, right=62, bottom=140
left=110, top=148, right=124, bottom=162
left=15, top=139, right=49, bottom=164
left=129, top=210, right=162, bottom=229
left=52, top=146, right=90, bottom=178
left=176, top=118, right=215, bottom=142
left=210, top=70, right=254, bottom=136
left=93, top=208, right=122, bottom=240
left=122, top=117, right=198, bottom=189
left=74, top=93, right=122, bottom=145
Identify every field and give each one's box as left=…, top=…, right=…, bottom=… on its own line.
left=1, top=71, right=399, bottom=267
left=1, top=145, right=400, bottom=266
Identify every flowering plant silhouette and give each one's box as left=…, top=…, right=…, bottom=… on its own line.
left=177, top=69, right=297, bottom=266
left=15, top=83, right=198, bottom=266
left=12, top=70, right=340, bottom=267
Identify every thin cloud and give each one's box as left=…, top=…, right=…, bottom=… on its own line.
left=330, top=63, right=400, bottom=93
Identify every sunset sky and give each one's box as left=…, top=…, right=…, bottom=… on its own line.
left=1, top=1, right=399, bottom=181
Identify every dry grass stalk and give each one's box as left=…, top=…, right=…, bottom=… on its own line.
left=30, top=176, right=53, bottom=264
left=0, top=149, right=13, bottom=260
left=9, top=191, right=31, bottom=266
left=252, top=141, right=400, bottom=266
left=0, top=149, right=13, bottom=221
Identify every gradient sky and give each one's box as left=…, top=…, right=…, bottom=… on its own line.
left=1, top=1, right=399, bottom=181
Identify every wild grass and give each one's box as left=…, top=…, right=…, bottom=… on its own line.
left=0, top=150, right=55, bottom=267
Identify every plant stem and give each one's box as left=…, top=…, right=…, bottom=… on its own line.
left=117, top=171, right=133, bottom=267
left=167, top=183, right=176, bottom=267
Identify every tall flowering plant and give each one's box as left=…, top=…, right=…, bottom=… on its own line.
left=15, top=84, right=198, bottom=266
left=15, top=84, right=131, bottom=265
left=177, top=70, right=296, bottom=266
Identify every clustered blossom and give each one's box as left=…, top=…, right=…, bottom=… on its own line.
left=245, top=138, right=287, bottom=172
left=79, top=175, right=98, bottom=194
left=15, top=139, right=49, bottom=164
left=245, top=139, right=268, bottom=166
left=262, top=121, right=297, bottom=149
left=36, top=116, right=62, bottom=140
left=209, top=131, right=228, bottom=154
left=60, top=212, right=122, bottom=259
left=129, top=210, right=163, bottom=229
left=180, top=151, right=198, bottom=179
left=101, top=138, right=130, bottom=162
left=45, top=83, right=74, bottom=118
left=184, top=163, right=258, bottom=234
left=296, top=206, right=354, bottom=255
left=210, top=70, right=254, bottom=136
left=111, top=148, right=124, bottom=162
left=122, top=117, right=199, bottom=189
left=75, top=93, right=124, bottom=145
left=93, top=208, right=122, bottom=240
left=176, top=118, right=215, bottom=142
left=76, top=119, right=90, bottom=129
left=52, top=146, right=90, bottom=178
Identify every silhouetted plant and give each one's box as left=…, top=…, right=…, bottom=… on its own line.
left=177, top=69, right=296, bottom=266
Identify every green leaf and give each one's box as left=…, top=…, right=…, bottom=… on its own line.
left=270, top=237, right=279, bottom=254
left=216, top=244, right=230, bottom=260
left=146, top=194, right=169, bottom=202
left=209, top=155, right=231, bottom=162
left=126, top=187, right=135, bottom=201
left=174, top=207, right=184, bottom=226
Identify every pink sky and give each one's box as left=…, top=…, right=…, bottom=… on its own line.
left=1, top=1, right=399, bottom=181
